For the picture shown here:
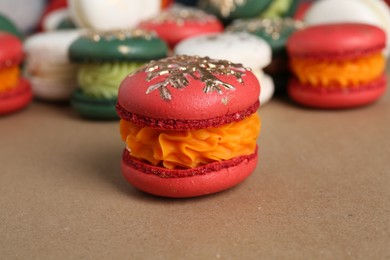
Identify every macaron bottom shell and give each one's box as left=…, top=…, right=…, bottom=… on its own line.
left=288, top=75, right=387, bottom=109
left=71, top=89, right=118, bottom=120
left=121, top=150, right=258, bottom=198
left=0, top=79, right=32, bottom=115
left=30, top=76, right=77, bottom=102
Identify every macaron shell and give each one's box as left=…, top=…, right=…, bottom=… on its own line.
left=121, top=151, right=258, bottom=198
left=118, top=68, right=260, bottom=121
left=25, top=30, right=83, bottom=65
left=304, top=0, right=390, bottom=56
left=174, top=32, right=272, bottom=69
left=287, top=23, right=386, bottom=60
left=288, top=75, right=387, bottom=108
left=0, top=32, right=23, bottom=67
left=68, top=33, right=168, bottom=62
left=138, top=18, right=223, bottom=47
left=71, top=89, right=118, bottom=119
left=68, top=0, right=160, bottom=30
left=30, top=76, right=77, bottom=101
left=0, top=78, right=32, bottom=115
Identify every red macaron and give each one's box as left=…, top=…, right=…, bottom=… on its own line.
left=138, top=6, right=223, bottom=48
left=0, top=32, right=32, bottom=115
left=287, top=23, right=387, bottom=109
left=117, top=55, right=261, bottom=198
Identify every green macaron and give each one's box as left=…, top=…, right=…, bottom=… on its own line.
left=68, top=29, right=168, bottom=120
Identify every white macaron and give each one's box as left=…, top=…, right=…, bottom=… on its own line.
left=304, top=0, right=390, bottom=56
left=174, top=32, right=274, bottom=105
left=68, top=0, right=160, bottom=30
left=24, top=30, right=82, bottom=101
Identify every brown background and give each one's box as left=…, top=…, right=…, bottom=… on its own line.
left=1, top=88, right=390, bottom=259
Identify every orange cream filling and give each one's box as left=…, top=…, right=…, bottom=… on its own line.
left=290, top=52, right=385, bottom=87
left=120, top=113, right=261, bottom=169
left=0, top=66, right=20, bottom=92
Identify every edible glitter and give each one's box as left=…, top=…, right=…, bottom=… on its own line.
left=85, top=29, right=157, bottom=42
left=145, top=6, right=218, bottom=26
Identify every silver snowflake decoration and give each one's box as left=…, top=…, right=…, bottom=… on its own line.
left=136, top=55, right=249, bottom=101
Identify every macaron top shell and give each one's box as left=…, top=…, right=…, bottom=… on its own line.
left=0, top=32, right=23, bottom=68
left=303, top=0, right=390, bottom=56
left=69, top=29, right=168, bottom=63
left=138, top=6, right=223, bottom=46
left=68, top=0, right=160, bottom=30
left=174, top=32, right=272, bottom=69
left=25, top=30, right=82, bottom=65
left=118, top=55, right=260, bottom=128
left=226, top=18, right=304, bottom=53
left=287, top=23, right=386, bottom=60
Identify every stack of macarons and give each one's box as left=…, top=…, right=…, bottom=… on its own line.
left=68, top=29, right=168, bottom=119
left=0, top=32, right=32, bottom=115
left=116, top=55, right=261, bottom=197
left=24, top=30, right=82, bottom=101
left=287, top=23, right=387, bottom=108
left=138, top=5, right=223, bottom=48
left=174, top=32, right=274, bottom=105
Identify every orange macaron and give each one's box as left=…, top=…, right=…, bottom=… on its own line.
left=287, top=23, right=387, bottom=108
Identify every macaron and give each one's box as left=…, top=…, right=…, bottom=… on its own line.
left=138, top=5, right=223, bottom=48
left=287, top=23, right=387, bottom=109
left=174, top=32, right=274, bottom=105
left=303, top=0, right=390, bottom=56
left=117, top=55, right=261, bottom=198
left=0, top=32, right=32, bottom=115
left=68, top=0, right=161, bottom=31
left=226, top=18, right=304, bottom=94
left=24, top=30, right=82, bottom=101
left=69, top=29, right=168, bottom=119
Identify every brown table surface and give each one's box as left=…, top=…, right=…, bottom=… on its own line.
left=1, top=86, right=390, bottom=259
